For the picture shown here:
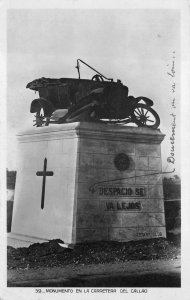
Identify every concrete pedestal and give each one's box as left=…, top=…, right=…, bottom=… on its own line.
left=8, top=122, right=166, bottom=247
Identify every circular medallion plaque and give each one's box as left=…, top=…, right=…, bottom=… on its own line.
left=114, top=153, right=130, bottom=171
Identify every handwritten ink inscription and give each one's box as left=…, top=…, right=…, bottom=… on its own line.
left=167, top=113, right=176, bottom=164
left=167, top=51, right=176, bottom=166
left=98, top=186, right=146, bottom=197
left=105, top=201, right=141, bottom=211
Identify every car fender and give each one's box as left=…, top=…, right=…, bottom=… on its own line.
left=135, top=97, right=154, bottom=107
left=30, top=97, right=55, bottom=116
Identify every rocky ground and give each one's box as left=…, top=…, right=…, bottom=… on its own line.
left=7, top=236, right=180, bottom=271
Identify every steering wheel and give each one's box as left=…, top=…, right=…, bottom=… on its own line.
left=92, top=74, right=104, bottom=82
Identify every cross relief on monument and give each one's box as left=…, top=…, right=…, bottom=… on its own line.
left=36, top=158, right=54, bottom=209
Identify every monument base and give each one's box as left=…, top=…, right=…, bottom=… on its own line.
left=7, top=233, right=73, bottom=248
left=9, top=122, right=166, bottom=247
left=7, top=233, right=49, bottom=248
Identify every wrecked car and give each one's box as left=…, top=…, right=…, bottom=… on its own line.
left=27, top=59, right=160, bottom=129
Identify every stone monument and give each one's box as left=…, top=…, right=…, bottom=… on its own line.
left=8, top=60, right=166, bottom=247
left=8, top=122, right=166, bottom=247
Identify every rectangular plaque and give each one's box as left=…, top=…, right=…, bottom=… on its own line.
left=136, top=231, right=163, bottom=238
left=98, top=186, right=146, bottom=197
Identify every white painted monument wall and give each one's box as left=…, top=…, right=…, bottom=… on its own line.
left=10, top=124, right=78, bottom=245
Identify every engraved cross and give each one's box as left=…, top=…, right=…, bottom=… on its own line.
left=36, top=158, right=54, bottom=209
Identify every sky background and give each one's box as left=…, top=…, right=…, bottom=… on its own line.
left=7, top=9, right=180, bottom=174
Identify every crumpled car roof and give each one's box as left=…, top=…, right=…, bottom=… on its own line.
left=26, top=77, right=113, bottom=91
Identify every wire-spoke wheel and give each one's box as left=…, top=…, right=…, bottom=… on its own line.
left=33, top=108, right=50, bottom=127
left=91, top=74, right=104, bottom=82
left=131, top=103, right=160, bottom=129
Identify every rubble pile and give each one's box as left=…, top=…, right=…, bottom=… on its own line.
left=7, top=238, right=180, bottom=270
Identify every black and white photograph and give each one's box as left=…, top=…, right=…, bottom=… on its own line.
left=1, top=0, right=190, bottom=299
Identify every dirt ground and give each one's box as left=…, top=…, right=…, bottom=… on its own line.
left=7, top=236, right=181, bottom=287
left=8, top=258, right=181, bottom=287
